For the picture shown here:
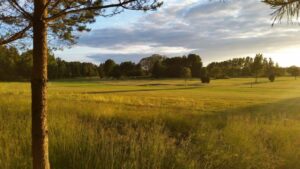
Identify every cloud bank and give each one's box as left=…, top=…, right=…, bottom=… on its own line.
left=55, top=0, right=300, bottom=66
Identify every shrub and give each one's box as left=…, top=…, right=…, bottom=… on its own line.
left=201, top=76, right=210, bottom=83
left=268, top=74, right=275, bottom=82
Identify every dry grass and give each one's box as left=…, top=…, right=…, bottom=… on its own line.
left=0, top=77, right=300, bottom=169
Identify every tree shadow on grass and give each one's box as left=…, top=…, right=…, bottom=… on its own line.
left=83, top=86, right=201, bottom=94
left=195, top=97, right=300, bottom=131
left=74, top=97, right=300, bottom=141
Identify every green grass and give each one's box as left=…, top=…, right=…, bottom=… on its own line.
left=1, top=77, right=300, bottom=169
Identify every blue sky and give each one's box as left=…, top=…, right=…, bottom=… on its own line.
left=54, top=0, right=300, bottom=67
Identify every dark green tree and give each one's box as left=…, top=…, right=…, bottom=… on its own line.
left=200, top=67, right=210, bottom=84
left=180, top=67, right=192, bottom=86
left=152, top=60, right=165, bottom=78
left=139, top=54, right=165, bottom=75
left=103, top=59, right=117, bottom=77
left=98, top=63, right=105, bottom=79
left=120, top=61, right=136, bottom=76
left=187, top=54, right=202, bottom=77
left=251, top=54, right=264, bottom=83
left=287, top=66, right=300, bottom=80
left=111, top=65, right=122, bottom=79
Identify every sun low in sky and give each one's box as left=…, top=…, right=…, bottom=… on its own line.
left=55, top=0, right=300, bottom=67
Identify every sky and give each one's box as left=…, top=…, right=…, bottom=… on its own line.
left=54, top=0, right=300, bottom=67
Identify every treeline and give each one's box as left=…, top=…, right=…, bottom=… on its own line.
left=98, top=54, right=203, bottom=79
left=1, top=46, right=299, bottom=81
left=207, top=54, right=300, bottom=81
left=0, top=46, right=98, bottom=81
left=207, top=54, right=282, bottom=79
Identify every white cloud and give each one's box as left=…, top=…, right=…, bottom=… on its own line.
left=55, top=0, right=300, bottom=66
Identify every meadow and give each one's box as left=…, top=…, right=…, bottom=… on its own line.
left=0, top=77, right=300, bottom=169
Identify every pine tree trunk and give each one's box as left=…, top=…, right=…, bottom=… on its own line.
left=31, top=1, right=50, bottom=169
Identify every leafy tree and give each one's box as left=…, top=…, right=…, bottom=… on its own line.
left=120, top=61, right=137, bottom=76
left=268, top=73, right=275, bottom=82
left=187, top=54, right=202, bottom=77
left=98, top=63, right=105, bottom=79
left=18, top=50, right=33, bottom=79
left=48, top=53, right=58, bottom=80
left=0, top=1, right=163, bottom=168
left=200, top=67, right=210, bottom=84
left=111, top=65, right=122, bottom=79
left=287, top=66, right=300, bottom=80
left=152, top=60, right=165, bottom=78
left=56, top=58, right=68, bottom=78
left=139, top=54, right=165, bottom=75
left=251, top=54, right=264, bottom=83
left=103, top=59, right=117, bottom=77
left=180, top=67, right=191, bottom=86
left=163, top=57, right=185, bottom=77
left=209, top=66, right=223, bottom=79
left=0, top=46, right=19, bottom=80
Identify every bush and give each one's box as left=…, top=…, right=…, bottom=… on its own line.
left=201, top=76, right=210, bottom=83
left=268, top=74, right=275, bottom=82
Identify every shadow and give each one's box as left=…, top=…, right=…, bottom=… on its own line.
left=83, top=86, right=200, bottom=94
left=137, top=83, right=171, bottom=86
left=192, top=97, right=300, bottom=130
left=74, top=96, right=300, bottom=140
left=241, top=78, right=295, bottom=86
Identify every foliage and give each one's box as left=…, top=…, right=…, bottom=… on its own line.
left=0, top=47, right=293, bottom=81
left=263, top=0, right=300, bottom=24
left=268, top=73, right=275, bottom=82
left=287, top=66, right=300, bottom=79
left=200, top=67, right=210, bottom=83
left=152, top=61, right=165, bottom=78
left=180, top=67, right=192, bottom=79
left=139, top=54, right=166, bottom=75
left=0, top=46, right=99, bottom=81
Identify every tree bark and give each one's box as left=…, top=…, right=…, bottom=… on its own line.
left=31, top=0, right=50, bottom=169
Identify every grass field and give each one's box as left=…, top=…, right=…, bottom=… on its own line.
left=0, top=77, right=300, bottom=169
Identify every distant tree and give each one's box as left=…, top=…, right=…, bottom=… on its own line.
left=111, top=65, right=122, bottom=79
left=98, top=63, right=105, bottom=79
left=274, top=63, right=286, bottom=76
left=132, top=64, right=144, bottom=77
left=152, top=61, right=165, bottom=78
left=56, top=58, right=68, bottom=78
left=103, top=59, right=117, bottom=77
left=139, top=54, right=165, bottom=75
left=18, top=50, right=33, bottom=79
left=242, top=57, right=254, bottom=76
left=187, top=54, right=203, bottom=77
left=263, top=58, right=275, bottom=77
left=251, top=54, right=264, bottom=83
left=200, top=67, right=210, bottom=84
left=48, top=53, right=58, bottom=80
left=0, top=46, right=19, bottom=80
left=180, top=67, right=192, bottom=86
left=120, top=61, right=137, bottom=77
left=287, top=66, right=300, bottom=80
left=268, top=73, right=276, bottom=82
left=210, top=66, right=223, bottom=79
left=163, top=57, right=184, bottom=77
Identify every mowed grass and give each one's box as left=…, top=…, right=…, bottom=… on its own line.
left=0, top=77, right=300, bottom=169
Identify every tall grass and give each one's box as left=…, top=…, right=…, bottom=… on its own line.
left=0, top=78, right=300, bottom=169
